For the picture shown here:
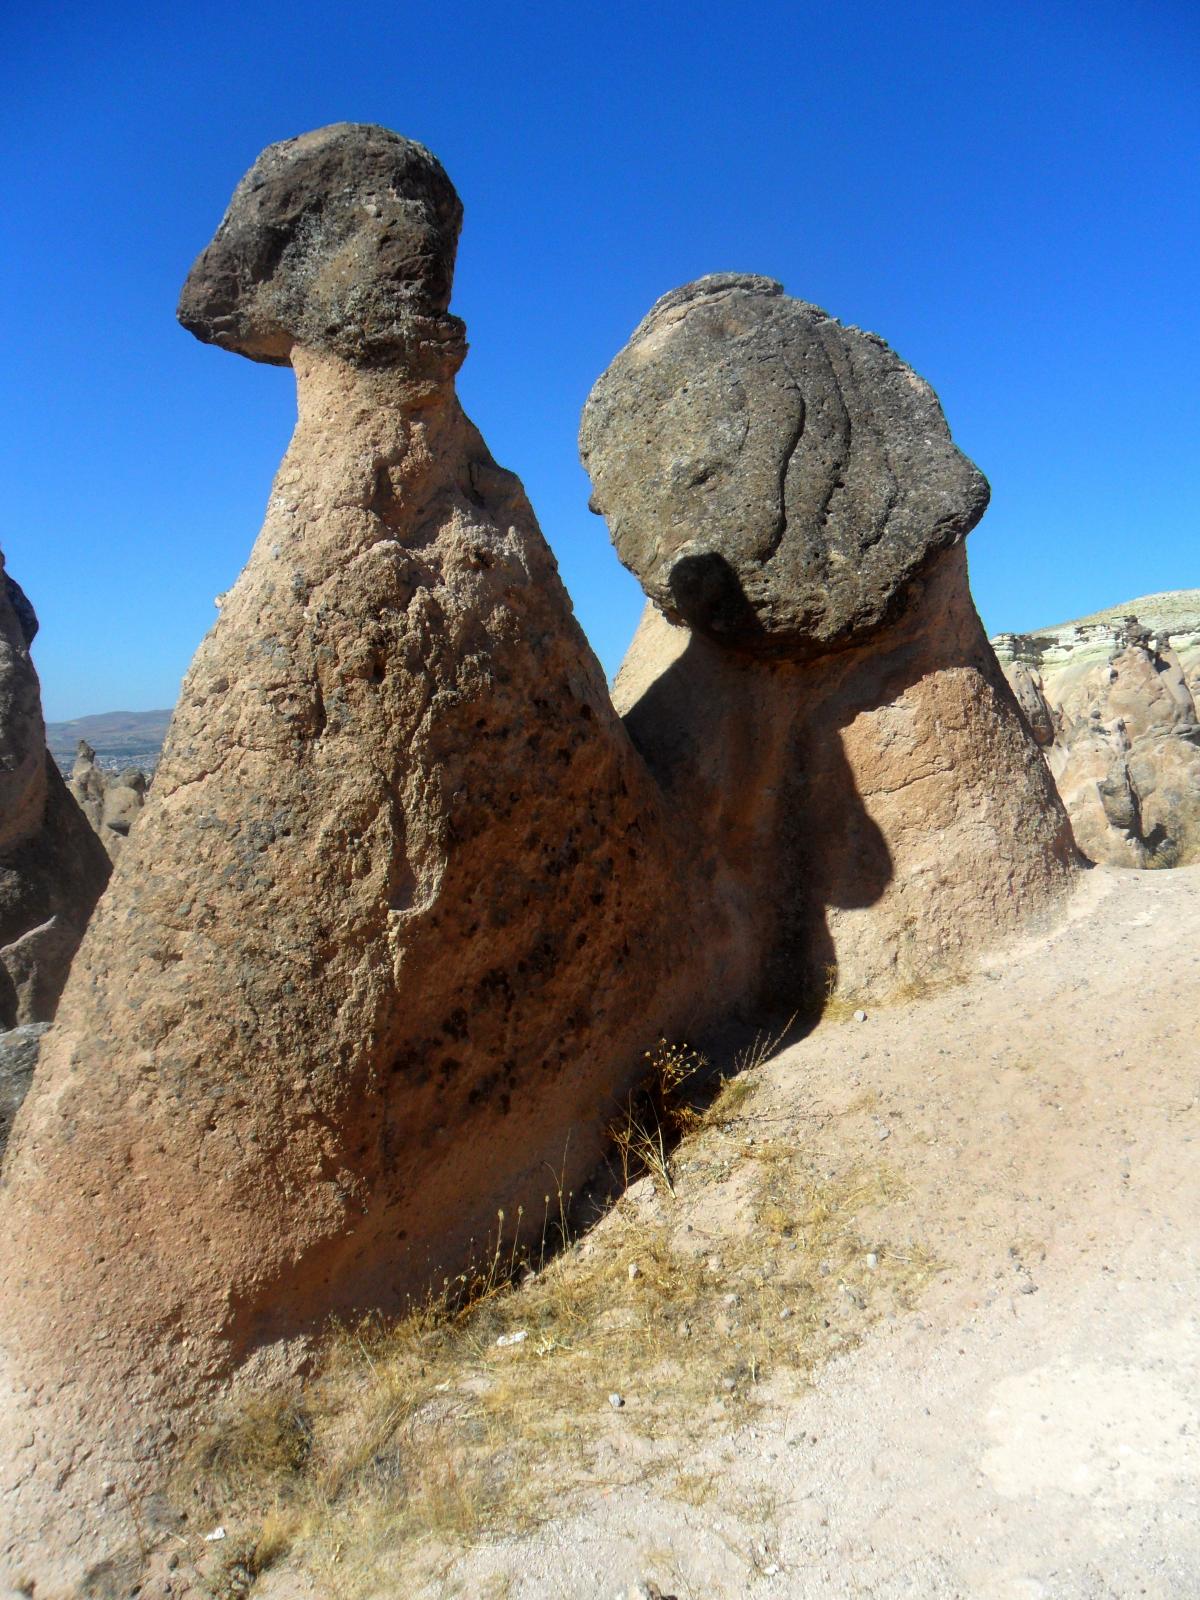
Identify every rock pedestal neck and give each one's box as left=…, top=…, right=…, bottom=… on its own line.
left=0, top=126, right=711, bottom=1593
left=583, top=274, right=1078, bottom=1003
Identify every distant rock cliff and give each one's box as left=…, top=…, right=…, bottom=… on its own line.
left=993, top=591, right=1200, bottom=866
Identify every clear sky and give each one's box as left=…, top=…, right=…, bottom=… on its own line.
left=2, top=0, right=1196, bottom=722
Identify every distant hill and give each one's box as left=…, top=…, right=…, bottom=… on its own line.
left=1031, top=588, right=1200, bottom=637
left=992, top=588, right=1200, bottom=678
left=46, top=709, right=173, bottom=775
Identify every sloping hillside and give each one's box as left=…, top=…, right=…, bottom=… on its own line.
left=45, top=708, right=172, bottom=772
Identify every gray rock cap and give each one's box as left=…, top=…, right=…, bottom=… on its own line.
left=178, top=122, right=464, bottom=373
left=580, top=274, right=990, bottom=659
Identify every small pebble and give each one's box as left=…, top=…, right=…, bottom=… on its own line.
left=877, top=1126, right=891, bottom=1140
left=627, top=1262, right=641, bottom=1282
left=706, top=1255, right=723, bottom=1272
left=495, top=1329, right=528, bottom=1348
left=722, top=1376, right=737, bottom=1392
left=853, top=1009, right=868, bottom=1023
left=608, top=1391, right=624, bottom=1410
left=779, top=1307, right=792, bottom=1320
left=1019, top=1279, right=1038, bottom=1295
left=723, top=1292, right=738, bottom=1306
left=865, top=1252, right=878, bottom=1269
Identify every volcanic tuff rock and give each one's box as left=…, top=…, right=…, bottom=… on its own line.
left=994, top=592, right=1200, bottom=867
left=587, top=275, right=1077, bottom=1002
left=0, top=125, right=715, bottom=1592
left=0, top=554, right=109, bottom=1029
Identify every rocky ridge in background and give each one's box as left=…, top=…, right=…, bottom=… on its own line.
left=993, top=590, right=1200, bottom=866
left=46, top=707, right=171, bottom=776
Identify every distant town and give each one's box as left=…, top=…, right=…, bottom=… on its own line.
left=45, top=708, right=171, bottom=776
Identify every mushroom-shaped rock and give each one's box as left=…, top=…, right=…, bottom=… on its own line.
left=586, top=278, right=1078, bottom=1003
left=0, top=127, right=715, bottom=1590
left=580, top=274, right=991, bottom=659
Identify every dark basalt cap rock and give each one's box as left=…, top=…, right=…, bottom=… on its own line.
left=178, top=122, right=465, bottom=372
left=580, top=273, right=991, bottom=659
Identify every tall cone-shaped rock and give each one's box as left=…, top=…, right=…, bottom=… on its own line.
left=582, top=274, right=1078, bottom=1003
left=0, top=126, right=711, bottom=1592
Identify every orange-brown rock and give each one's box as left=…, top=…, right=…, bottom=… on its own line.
left=0, top=127, right=712, bottom=1592
left=587, top=277, right=1078, bottom=1003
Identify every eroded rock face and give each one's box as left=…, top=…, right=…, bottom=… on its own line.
left=580, top=274, right=990, bottom=660
left=995, top=596, right=1200, bottom=867
left=588, top=278, right=1077, bottom=1002
left=0, top=127, right=713, bottom=1592
left=0, top=556, right=110, bottom=1028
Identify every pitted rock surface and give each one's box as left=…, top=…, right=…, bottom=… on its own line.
left=580, top=274, right=990, bottom=659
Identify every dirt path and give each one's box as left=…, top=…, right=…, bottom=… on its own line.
left=425, top=863, right=1200, bottom=1599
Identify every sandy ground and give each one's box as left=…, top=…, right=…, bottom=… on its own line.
left=386, top=861, right=1200, bottom=1600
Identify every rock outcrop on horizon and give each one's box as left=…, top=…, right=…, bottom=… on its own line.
left=993, top=592, right=1200, bottom=867
left=67, top=740, right=148, bottom=859
left=0, top=125, right=717, bottom=1592
left=0, top=556, right=110, bottom=1030
left=582, top=274, right=1078, bottom=1001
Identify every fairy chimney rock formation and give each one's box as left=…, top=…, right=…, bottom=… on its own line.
left=582, top=274, right=1077, bottom=1002
left=68, top=741, right=148, bottom=859
left=0, top=556, right=109, bottom=1028
left=0, top=125, right=709, bottom=1590
left=993, top=593, right=1200, bottom=867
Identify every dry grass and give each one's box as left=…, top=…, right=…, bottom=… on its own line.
left=821, top=962, right=967, bottom=1023
left=177, top=1029, right=940, bottom=1598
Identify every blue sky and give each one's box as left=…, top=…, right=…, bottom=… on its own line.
left=2, top=0, right=1196, bottom=722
